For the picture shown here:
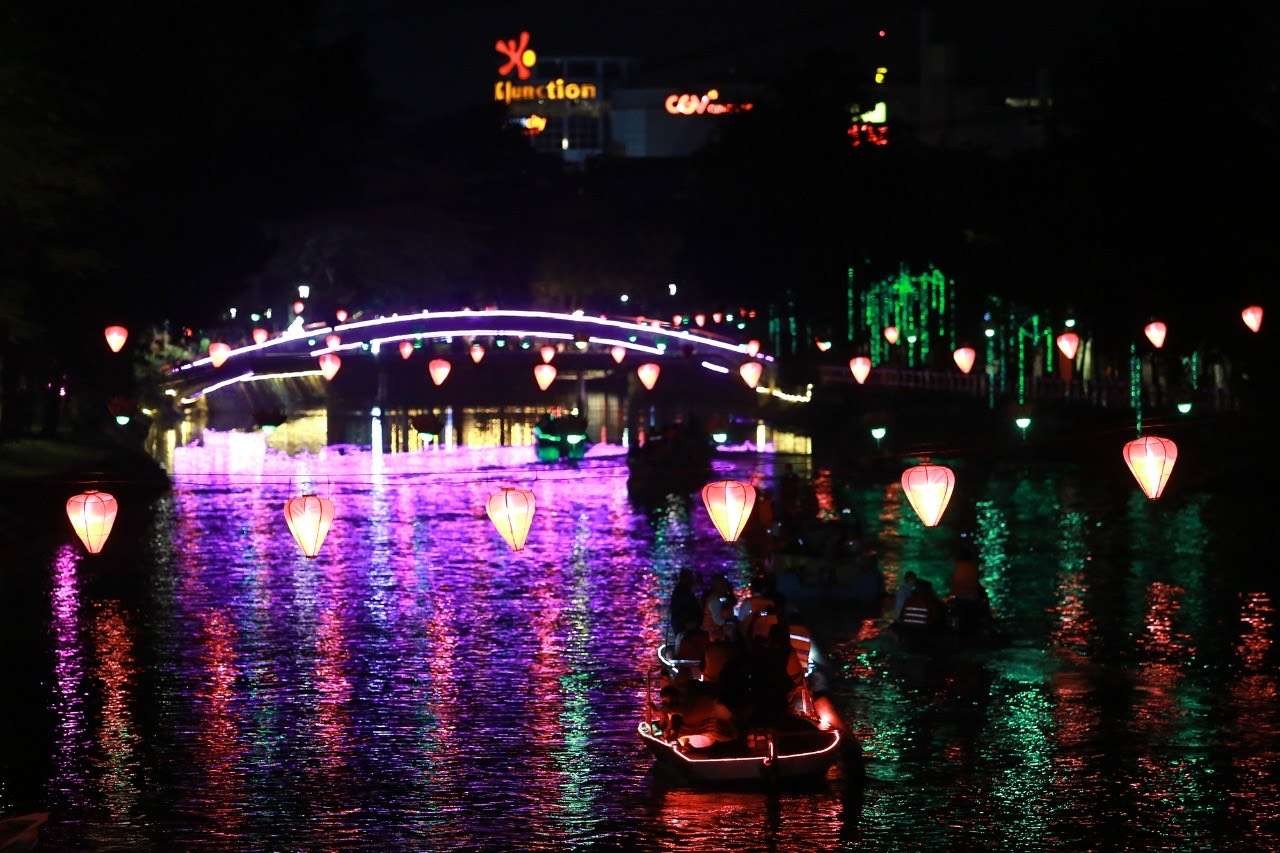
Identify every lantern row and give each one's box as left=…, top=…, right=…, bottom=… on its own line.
left=63, top=437, right=1178, bottom=557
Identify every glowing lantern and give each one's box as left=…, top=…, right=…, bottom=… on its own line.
left=883, top=326, right=900, bottom=345
left=700, top=480, right=757, bottom=543
left=487, top=487, right=535, bottom=551
left=900, top=464, right=956, bottom=528
left=637, top=362, right=661, bottom=390
left=610, top=345, right=627, bottom=364
left=739, top=361, right=763, bottom=388
left=103, top=326, right=128, bottom=353
left=292, top=300, right=305, bottom=315
left=399, top=340, right=414, bottom=360
left=672, top=314, right=683, bottom=326
left=65, top=490, right=118, bottom=555
left=335, top=308, right=348, bottom=323
left=533, top=363, right=557, bottom=390
left=283, top=494, right=335, bottom=558
left=816, top=340, right=832, bottom=352
left=324, top=333, right=341, bottom=349
left=694, top=313, right=706, bottom=327
left=952, top=346, right=976, bottom=374
left=428, top=358, right=451, bottom=386
left=849, top=356, right=871, bottom=385
left=1242, top=305, right=1263, bottom=333
left=318, top=353, right=341, bottom=381
left=1144, top=321, right=1167, bottom=349
left=1056, top=331, right=1081, bottom=360
left=713, top=312, right=723, bottom=324
left=470, top=343, right=485, bottom=364
left=539, top=344, right=557, bottom=363
left=252, top=327, right=269, bottom=345
left=208, top=342, right=231, bottom=368
left=746, top=339, right=761, bottom=357
left=1123, top=435, right=1178, bottom=500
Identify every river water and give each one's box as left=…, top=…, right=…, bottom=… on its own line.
left=2, top=433, right=1277, bottom=850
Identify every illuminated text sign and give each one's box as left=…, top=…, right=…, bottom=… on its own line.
left=494, top=78, right=598, bottom=104
left=664, top=89, right=753, bottom=116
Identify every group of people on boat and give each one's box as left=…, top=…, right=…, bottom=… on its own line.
left=890, top=547, right=996, bottom=637
left=656, top=569, right=835, bottom=750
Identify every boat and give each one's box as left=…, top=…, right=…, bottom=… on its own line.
left=533, top=412, right=589, bottom=462
left=0, top=813, right=48, bottom=852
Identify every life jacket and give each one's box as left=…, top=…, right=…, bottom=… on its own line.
left=788, top=624, right=813, bottom=674
left=900, top=591, right=942, bottom=629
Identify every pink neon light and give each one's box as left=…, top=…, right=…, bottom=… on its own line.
left=637, top=723, right=840, bottom=763
left=176, top=327, right=333, bottom=371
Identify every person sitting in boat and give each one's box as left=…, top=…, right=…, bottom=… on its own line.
left=701, top=575, right=737, bottom=641
left=657, top=685, right=738, bottom=749
left=893, top=571, right=919, bottom=620
left=736, top=572, right=785, bottom=641
left=896, top=579, right=946, bottom=632
left=669, top=569, right=702, bottom=638
left=946, top=550, right=994, bottom=636
left=674, top=625, right=710, bottom=678
left=745, top=623, right=806, bottom=725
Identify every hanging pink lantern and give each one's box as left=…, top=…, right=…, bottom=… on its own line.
left=539, top=344, right=557, bottom=363
left=324, top=333, right=341, bottom=350
left=208, top=342, right=231, bottom=368
left=399, top=340, right=414, bottom=360
left=1123, top=435, right=1178, bottom=500
left=694, top=313, right=707, bottom=327
left=901, top=464, right=956, bottom=527
left=672, top=314, right=683, bottom=326
left=850, top=356, right=871, bottom=385
left=1056, top=331, right=1080, bottom=360
left=318, top=352, right=341, bottom=381
left=470, top=343, right=485, bottom=364
left=292, top=300, right=305, bottom=315
left=739, top=361, right=763, bottom=389
left=335, top=308, right=349, bottom=323
left=283, top=494, right=335, bottom=558
left=746, top=339, right=761, bottom=357
left=65, top=490, right=118, bottom=555
left=103, top=326, right=129, bottom=353
left=428, top=358, right=451, bottom=386
left=252, top=327, right=269, bottom=345
left=534, top=363, right=557, bottom=390
left=1144, top=321, right=1167, bottom=349
left=701, top=480, right=757, bottom=543
left=610, top=345, right=627, bottom=364
left=883, top=326, right=900, bottom=345
left=637, top=362, right=661, bottom=390
left=815, top=340, right=833, bottom=352
left=713, top=312, right=723, bottom=324
left=487, top=487, right=536, bottom=551
left=1242, top=305, right=1263, bottom=333
left=952, top=346, right=976, bottom=374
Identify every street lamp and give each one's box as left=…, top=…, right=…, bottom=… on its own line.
left=1015, top=416, right=1031, bottom=440
left=870, top=426, right=886, bottom=448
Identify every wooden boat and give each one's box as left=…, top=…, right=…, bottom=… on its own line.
left=0, top=813, right=48, bottom=852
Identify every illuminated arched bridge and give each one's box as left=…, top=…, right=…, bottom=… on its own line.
left=168, top=308, right=812, bottom=406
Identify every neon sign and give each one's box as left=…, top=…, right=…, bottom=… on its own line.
left=495, top=78, right=598, bottom=104
left=664, top=89, right=753, bottom=116
left=496, top=32, right=536, bottom=80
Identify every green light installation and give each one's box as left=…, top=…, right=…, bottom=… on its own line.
left=856, top=265, right=954, bottom=366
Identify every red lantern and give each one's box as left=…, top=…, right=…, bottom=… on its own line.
left=1144, top=321, right=1167, bottom=349
left=335, top=308, right=349, bottom=323
left=252, top=327, right=269, bottom=345
left=850, top=356, right=871, bottom=385
left=103, top=325, right=128, bottom=353
left=901, top=464, right=956, bottom=527
left=952, top=346, right=976, bottom=374
left=694, top=313, right=707, bottom=327
left=534, top=363, right=557, bottom=390
left=470, top=343, right=485, bottom=364
left=208, top=342, right=231, bottom=368
left=292, top=300, right=305, bottom=315
left=672, top=314, right=683, bottom=326
left=428, top=358, right=452, bottom=386
left=324, top=333, right=341, bottom=350
left=610, top=345, right=627, bottom=364
left=283, top=494, right=335, bottom=558
left=746, top=339, right=761, bottom=357
left=739, top=361, right=763, bottom=388
left=65, top=490, right=118, bottom=555
left=1056, top=332, right=1081, bottom=360
left=1123, top=435, right=1178, bottom=500
left=318, top=353, right=341, bottom=381
left=637, top=362, right=661, bottom=390
left=883, top=326, right=900, bottom=345
left=701, top=480, right=756, bottom=543
left=713, top=312, right=723, bottom=324
left=399, top=340, right=414, bottom=360
left=1242, top=305, right=1263, bottom=333
left=539, top=344, right=557, bottom=364
left=487, top=487, right=536, bottom=551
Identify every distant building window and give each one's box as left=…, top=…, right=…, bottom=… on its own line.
left=1004, top=96, right=1052, bottom=109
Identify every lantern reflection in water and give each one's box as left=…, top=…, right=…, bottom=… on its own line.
left=1123, top=435, right=1177, bottom=500
left=487, top=487, right=536, bottom=551
left=283, top=494, right=336, bottom=558
left=66, top=490, right=118, bottom=555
